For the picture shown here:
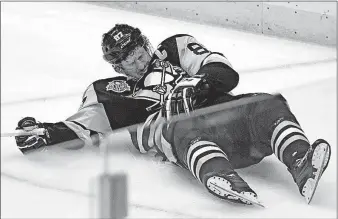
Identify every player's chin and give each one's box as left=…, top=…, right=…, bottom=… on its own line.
left=132, top=73, right=143, bottom=80
left=137, top=69, right=147, bottom=78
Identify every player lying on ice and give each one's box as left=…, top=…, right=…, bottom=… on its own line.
left=14, top=24, right=331, bottom=206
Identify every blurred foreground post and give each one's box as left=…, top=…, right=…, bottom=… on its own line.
left=98, top=173, right=128, bottom=219
left=96, top=133, right=128, bottom=219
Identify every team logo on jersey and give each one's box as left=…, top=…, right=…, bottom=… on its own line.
left=106, top=80, right=131, bottom=93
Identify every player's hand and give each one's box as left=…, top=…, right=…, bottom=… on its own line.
left=15, top=117, right=50, bottom=154
left=163, top=76, right=210, bottom=120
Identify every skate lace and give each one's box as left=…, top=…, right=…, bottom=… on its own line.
left=227, top=172, right=249, bottom=187
left=292, top=147, right=315, bottom=189
left=295, top=147, right=312, bottom=168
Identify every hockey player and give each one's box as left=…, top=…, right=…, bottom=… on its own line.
left=14, top=24, right=238, bottom=153
left=98, top=24, right=331, bottom=205
left=14, top=24, right=331, bottom=206
left=99, top=24, right=331, bottom=205
left=128, top=74, right=331, bottom=206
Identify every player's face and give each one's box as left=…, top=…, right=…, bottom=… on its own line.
left=119, top=46, right=151, bottom=79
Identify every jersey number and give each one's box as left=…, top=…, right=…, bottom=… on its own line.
left=187, top=43, right=209, bottom=55
left=155, top=42, right=209, bottom=59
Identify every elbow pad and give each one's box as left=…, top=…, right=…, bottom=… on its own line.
left=196, top=62, right=239, bottom=93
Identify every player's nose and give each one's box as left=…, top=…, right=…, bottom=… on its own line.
left=136, top=60, right=147, bottom=72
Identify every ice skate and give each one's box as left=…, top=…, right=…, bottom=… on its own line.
left=204, top=171, right=264, bottom=207
left=289, top=139, right=331, bottom=204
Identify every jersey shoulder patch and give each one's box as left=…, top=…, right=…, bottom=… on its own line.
left=106, top=79, right=131, bottom=93
left=79, top=76, right=134, bottom=109
left=94, top=76, right=135, bottom=95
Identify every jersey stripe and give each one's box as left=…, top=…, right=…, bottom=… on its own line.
left=201, top=52, right=232, bottom=68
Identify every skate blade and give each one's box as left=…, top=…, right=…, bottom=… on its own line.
left=207, top=176, right=265, bottom=208
left=303, top=143, right=330, bottom=204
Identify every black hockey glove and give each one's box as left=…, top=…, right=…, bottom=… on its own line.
left=163, top=76, right=210, bottom=120
left=15, top=117, right=51, bottom=154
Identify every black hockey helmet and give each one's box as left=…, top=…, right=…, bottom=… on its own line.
left=101, top=24, right=153, bottom=65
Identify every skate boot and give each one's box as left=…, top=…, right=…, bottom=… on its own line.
left=204, top=171, right=264, bottom=207
left=289, top=139, right=331, bottom=204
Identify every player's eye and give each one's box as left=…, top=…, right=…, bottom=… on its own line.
left=125, top=58, right=134, bottom=64
left=138, top=54, right=144, bottom=60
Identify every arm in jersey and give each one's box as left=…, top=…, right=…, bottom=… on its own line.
left=26, top=76, right=155, bottom=150
left=153, top=34, right=239, bottom=93
left=61, top=76, right=155, bottom=147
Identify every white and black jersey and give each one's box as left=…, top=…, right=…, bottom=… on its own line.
left=154, top=34, right=233, bottom=76
left=44, top=34, right=239, bottom=149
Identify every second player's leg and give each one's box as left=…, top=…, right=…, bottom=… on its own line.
left=162, top=107, right=261, bottom=205
left=251, top=93, right=331, bottom=203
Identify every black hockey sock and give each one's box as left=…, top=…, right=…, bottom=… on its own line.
left=184, top=139, right=232, bottom=184
left=271, top=119, right=310, bottom=169
left=282, top=143, right=309, bottom=169
left=199, top=157, right=235, bottom=185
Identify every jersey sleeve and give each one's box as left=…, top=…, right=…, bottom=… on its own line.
left=79, top=76, right=136, bottom=110
left=42, top=121, right=88, bottom=149
left=154, top=34, right=232, bottom=76
left=63, top=76, right=154, bottom=147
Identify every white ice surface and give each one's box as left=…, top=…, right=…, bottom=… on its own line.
left=1, top=2, right=337, bottom=218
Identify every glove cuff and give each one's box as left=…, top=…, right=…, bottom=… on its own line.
left=18, top=117, right=39, bottom=131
